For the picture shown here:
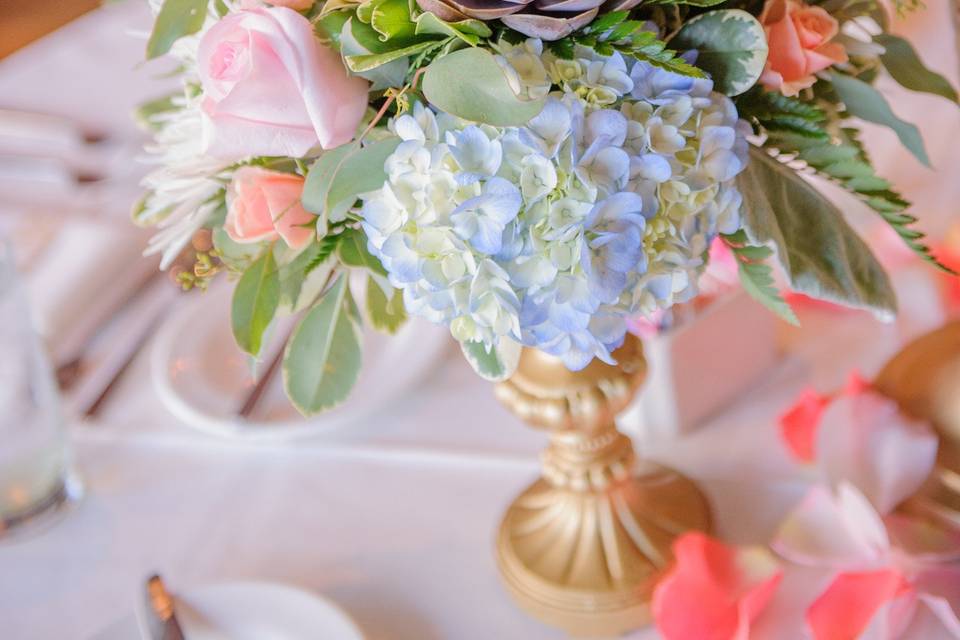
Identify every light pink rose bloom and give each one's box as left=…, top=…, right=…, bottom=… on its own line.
left=759, top=0, right=848, bottom=97
left=224, top=166, right=316, bottom=249
left=197, top=6, right=368, bottom=159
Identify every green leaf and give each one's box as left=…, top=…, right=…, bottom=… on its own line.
left=282, top=275, right=363, bottom=415
left=422, top=48, right=546, bottom=126
left=460, top=338, right=521, bottom=382
left=737, top=146, right=897, bottom=318
left=337, top=228, right=387, bottom=276
left=874, top=34, right=958, bottom=103
left=365, top=277, right=407, bottom=334
left=146, top=0, right=208, bottom=60
left=828, top=71, right=930, bottom=167
left=302, top=137, right=401, bottom=232
left=370, top=0, right=417, bottom=41
left=737, top=88, right=951, bottom=273
left=413, top=11, right=490, bottom=45
left=669, top=9, right=767, bottom=96
left=723, top=231, right=799, bottom=326
left=232, top=250, right=281, bottom=356
left=346, top=40, right=442, bottom=72
left=339, top=17, right=410, bottom=89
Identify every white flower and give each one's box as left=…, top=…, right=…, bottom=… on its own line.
left=494, top=38, right=551, bottom=102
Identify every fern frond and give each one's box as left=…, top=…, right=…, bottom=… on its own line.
left=737, top=88, right=954, bottom=274
left=722, top=230, right=800, bottom=326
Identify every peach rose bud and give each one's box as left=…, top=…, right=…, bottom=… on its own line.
left=224, top=166, right=316, bottom=250
left=759, top=0, right=848, bottom=97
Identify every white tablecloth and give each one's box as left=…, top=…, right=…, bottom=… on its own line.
left=0, top=3, right=958, bottom=639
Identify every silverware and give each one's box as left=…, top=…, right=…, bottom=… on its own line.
left=143, top=574, right=186, bottom=640
left=56, top=268, right=163, bottom=392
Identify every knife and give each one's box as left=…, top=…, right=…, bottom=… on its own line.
left=142, top=574, right=186, bottom=640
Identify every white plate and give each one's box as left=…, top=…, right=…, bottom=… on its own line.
left=90, top=581, right=363, bottom=640
left=151, top=278, right=451, bottom=441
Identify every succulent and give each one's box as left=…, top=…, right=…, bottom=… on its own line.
left=415, top=0, right=638, bottom=40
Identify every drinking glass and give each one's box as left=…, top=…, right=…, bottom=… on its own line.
left=0, top=241, right=80, bottom=537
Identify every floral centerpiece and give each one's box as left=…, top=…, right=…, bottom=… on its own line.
left=135, top=0, right=956, bottom=415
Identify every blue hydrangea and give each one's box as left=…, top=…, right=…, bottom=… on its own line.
left=360, top=47, right=749, bottom=370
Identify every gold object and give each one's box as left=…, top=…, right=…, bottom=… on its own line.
left=493, top=334, right=712, bottom=637
left=875, top=320, right=960, bottom=528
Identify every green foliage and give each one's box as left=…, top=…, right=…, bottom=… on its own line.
left=459, top=338, right=521, bottom=382
left=365, top=277, right=407, bottom=333
left=737, top=87, right=951, bottom=273
left=231, top=250, right=281, bottom=356
left=304, top=232, right=345, bottom=276
left=147, top=0, right=208, bottom=59
left=874, top=34, right=958, bottom=104
left=827, top=71, right=929, bottom=166
left=422, top=48, right=547, bottom=126
left=303, top=138, right=401, bottom=234
left=722, top=231, right=799, bottom=326
left=282, top=275, right=363, bottom=415
left=337, top=228, right=388, bottom=276
left=549, top=12, right=704, bottom=78
left=736, top=146, right=897, bottom=318
left=669, top=9, right=768, bottom=96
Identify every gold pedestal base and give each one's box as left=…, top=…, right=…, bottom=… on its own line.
left=494, top=336, right=712, bottom=636
left=496, top=461, right=710, bottom=637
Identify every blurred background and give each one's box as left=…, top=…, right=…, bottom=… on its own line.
left=0, top=1, right=958, bottom=639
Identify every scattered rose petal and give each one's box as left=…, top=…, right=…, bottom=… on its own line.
left=807, top=569, right=910, bottom=640
left=780, top=387, right=829, bottom=462
left=773, top=483, right=889, bottom=569
left=817, top=382, right=937, bottom=515
left=653, top=532, right=782, bottom=640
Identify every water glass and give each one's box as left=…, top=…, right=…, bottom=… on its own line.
left=0, top=241, right=80, bottom=537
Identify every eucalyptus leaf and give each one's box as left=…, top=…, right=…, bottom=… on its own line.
left=302, top=142, right=358, bottom=231
left=146, top=0, right=208, bottom=60
left=422, top=48, right=546, bottom=126
left=365, top=277, right=407, bottom=333
left=737, top=147, right=896, bottom=319
left=460, top=338, right=521, bottom=382
left=669, top=9, right=767, bottom=96
left=283, top=275, right=363, bottom=415
left=231, top=251, right=281, bottom=356
left=874, top=34, right=958, bottom=104
left=828, top=71, right=929, bottom=167
left=337, top=228, right=387, bottom=276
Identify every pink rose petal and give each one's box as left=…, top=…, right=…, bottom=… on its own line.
left=773, top=483, right=889, bottom=569
left=653, top=533, right=782, bottom=640
left=817, top=383, right=937, bottom=515
left=779, top=387, right=829, bottom=462
left=807, top=569, right=910, bottom=640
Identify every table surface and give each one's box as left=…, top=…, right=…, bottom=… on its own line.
left=0, top=2, right=958, bottom=639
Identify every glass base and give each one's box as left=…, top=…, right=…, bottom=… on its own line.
left=0, top=473, right=82, bottom=541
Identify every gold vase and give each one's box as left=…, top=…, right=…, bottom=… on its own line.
left=493, top=334, right=712, bottom=637
left=875, top=320, right=960, bottom=528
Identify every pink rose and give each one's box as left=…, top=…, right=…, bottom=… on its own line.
left=224, top=166, right=316, bottom=249
left=197, top=6, right=368, bottom=159
left=759, top=0, right=847, bottom=97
